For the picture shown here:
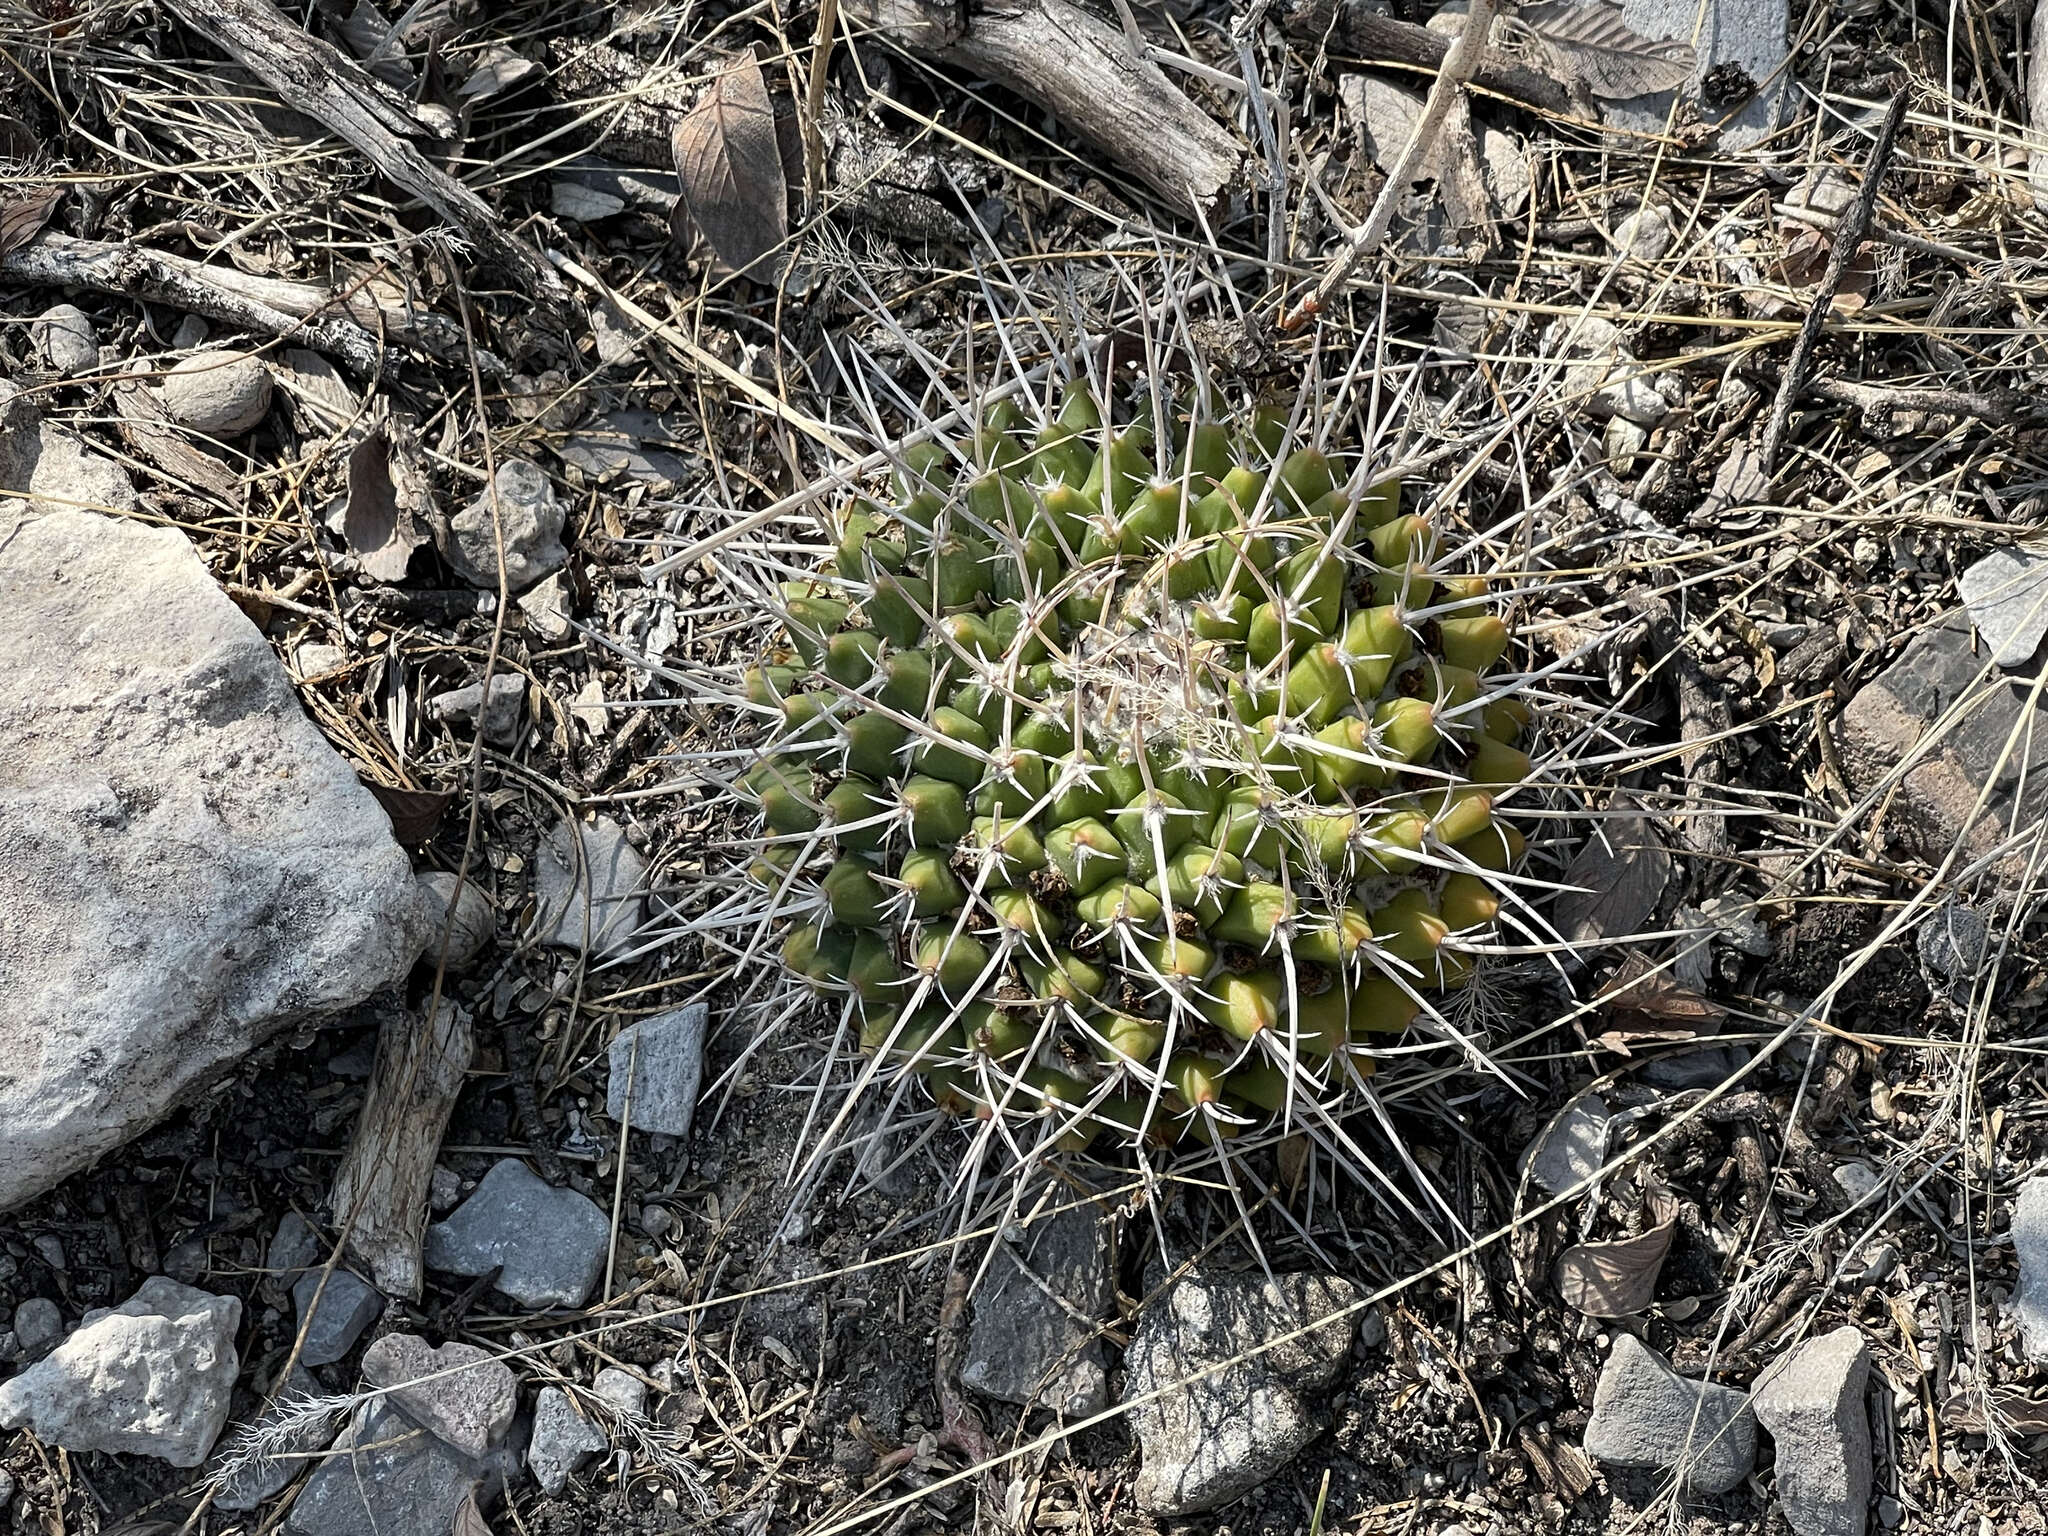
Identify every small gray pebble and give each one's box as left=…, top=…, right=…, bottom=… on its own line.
left=159, top=349, right=273, bottom=437
left=32, top=1235, right=64, bottom=1271
left=640, top=1204, right=673, bottom=1238
left=13, top=1297, right=63, bottom=1360
left=32, top=304, right=99, bottom=375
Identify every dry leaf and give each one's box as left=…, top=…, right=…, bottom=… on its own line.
left=1553, top=807, right=1672, bottom=955
left=1944, top=1388, right=2048, bottom=1434
left=361, top=778, right=456, bottom=844
left=1555, top=1220, right=1675, bottom=1317
left=330, top=420, right=429, bottom=582
left=1600, top=950, right=1726, bottom=1035
left=671, top=52, right=788, bottom=282
left=452, top=1491, right=495, bottom=1536
left=459, top=44, right=542, bottom=103
left=0, top=186, right=62, bottom=259
left=1518, top=0, right=1696, bottom=99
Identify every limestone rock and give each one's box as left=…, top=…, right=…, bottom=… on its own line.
left=1958, top=548, right=2048, bottom=668
left=1835, top=617, right=2048, bottom=883
left=1, top=382, right=134, bottom=516
left=442, top=458, right=567, bottom=593
left=1577, top=0, right=1791, bottom=152
left=0, top=505, right=430, bottom=1211
left=533, top=813, right=648, bottom=960
left=0, top=1277, right=241, bottom=1467
left=1124, top=1269, right=1360, bottom=1515
left=160, top=349, right=274, bottom=436
left=2012, top=1175, right=2048, bottom=1365
left=418, top=871, right=496, bottom=969
left=963, top=1195, right=1113, bottom=1417
left=32, top=304, right=99, bottom=375
left=1582, top=1333, right=1755, bottom=1494
left=529, top=1386, right=608, bottom=1494
left=1754, top=1326, right=1872, bottom=1536
left=424, top=1158, right=611, bottom=1309
left=360, top=1333, right=517, bottom=1458
left=607, top=1002, right=708, bottom=1137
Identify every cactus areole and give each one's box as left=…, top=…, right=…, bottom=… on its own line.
left=741, top=381, right=1534, bottom=1153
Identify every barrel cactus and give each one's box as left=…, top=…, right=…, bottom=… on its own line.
left=735, top=373, right=1536, bottom=1158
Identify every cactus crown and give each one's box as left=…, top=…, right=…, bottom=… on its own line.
left=738, top=366, right=1538, bottom=1161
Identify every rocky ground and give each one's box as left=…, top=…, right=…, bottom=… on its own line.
left=4, top=0, right=2048, bottom=1533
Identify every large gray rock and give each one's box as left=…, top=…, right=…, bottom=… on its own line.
left=2014, top=1176, right=2048, bottom=1365
left=1577, top=0, right=1789, bottom=151
left=1754, top=1326, right=1872, bottom=1536
left=1836, top=617, right=2048, bottom=880
left=1582, top=1333, right=1755, bottom=1494
left=0, top=504, right=430, bottom=1211
left=1123, top=1269, right=1360, bottom=1515
left=442, top=458, right=566, bottom=593
left=962, top=1195, right=1113, bottom=1417
left=285, top=1401, right=512, bottom=1536
left=607, top=1003, right=708, bottom=1137
left=424, top=1158, right=611, bottom=1309
left=0, top=1277, right=241, bottom=1466
left=360, top=1334, right=517, bottom=1458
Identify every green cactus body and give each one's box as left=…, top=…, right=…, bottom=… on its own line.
left=741, top=387, right=1535, bottom=1149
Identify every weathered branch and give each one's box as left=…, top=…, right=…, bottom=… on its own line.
left=162, top=0, right=568, bottom=308
left=2, top=233, right=492, bottom=376
left=1280, top=0, right=1572, bottom=116
left=842, top=0, right=1245, bottom=220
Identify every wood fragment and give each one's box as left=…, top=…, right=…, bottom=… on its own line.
left=1806, top=375, right=2030, bottom=429
left=329, top=1001, right=475, bottom=1300
left=163, top=0, right=569, bottom=308
left=1757, top=89, right=1910, bottom=476
left=1281, top=0, right=1572, bottom=115
left=840, top=0, right=1244, bottom=219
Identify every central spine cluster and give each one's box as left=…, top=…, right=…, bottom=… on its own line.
left=742, top=380, right=1533, bottom=1150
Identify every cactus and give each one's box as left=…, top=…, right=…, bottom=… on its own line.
left=733, top=374, right=1541, bottom=1158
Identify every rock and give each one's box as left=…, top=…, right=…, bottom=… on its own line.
left=211, top=1365, right=328, bottom=1511
left=1916, top=898, right=1989, bottom=1006
left=361, top=1333, right=517, bottom=1458
left=1754, top=1326, right=1872, bottom=1536
left=1123, top=1269, right=1360, bottom=1515
left=529, top=1386, right=609, bottom=1494
left=0, top=1468, right=12, bottom=1508
left=640, top=1204, right=674, bottom=1238
left=12, top=1298, right=62, bottom=1360
left=963, top=1195, right=1113, bottom=1417
left=1833, top=1161, right=1882, bottom=1207
left=0, top=1277, right=241, bottom=1466
left=173, top=314, right=210, bottom=350
left=1835, top=617, right=2048, bottom=880
left=294, top=641, right=348, bottom=680
left=607, top=1003, right=709, bottom=1137
left=430, top=1165, right=464, bottom=1213
left=442, top=459, right=567, bottom=593
left=556, top=411, right=692, bottom=488
left=593, top=1366, right=647, bottom=1417
left=1552, top=315, right=1668, bottom=424
left=32, top=304, right=99, bottom=375
left=286, top=1401, right=510, bottom=1536
left=1582, top=1334, right=1755, bottom=1494
left=1523, top=1096, right=1610, bottom=1195
left=269, top=1212, right=322, bottom=1281
left=1958, top=549, right=2048, bottom=667
left=533, top=814, right=648, bottom=960
left=424, top=1158, right=611, bottom=1309
left=427, top=674, right=526, bottom=746
left=1581, top=0, right=1790, bottom=151
left=0, top=506, right=429, bottom=1211
left=1, top=383, right=135, bottom=516
left=517, top=572, right=575, bottom=641
left=160, top=350, right=274, bottom=436
left=418, top=871, right=496, bottom=969
left=1612, top=204, right=1674, bottom=262
left=291, top=1269, right=385, bottom=1367
left=2013, top=1176, right=2048, bottom=1365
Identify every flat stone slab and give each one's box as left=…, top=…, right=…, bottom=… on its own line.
left=0, top=1277, right=241, bottom=1467
left=963, top=1194, right=1114, bottom=1417
left=1835, top=617, right=2048, bottom=881
left=424, top=1157, right=611, bottom=1309
left=532, top=813, right=648, bottom=960
left=361, top=1333, right=516, bottom=1458
left=0, top=495, right=429, bottom=1211
left=286, top=1402, right=510, bottom=1536
left=1124, top=1269, right=1360, bottom=1515
left=1582, top=1333, right=1755, bottom=1493
left=607, top=1003, right=709, bottom=1137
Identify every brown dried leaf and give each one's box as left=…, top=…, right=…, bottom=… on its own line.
left=0, top=185, right=62, bottom=259
left=361, top=778, right=456, bottom=844
left=452, top=1491, right=495, bottom=1536
left=671, top=52, right=788, bottom=282
left=334, top=422, right=428, bottom=582
left=1553, top=808, right=1672, bottom=955
left=1555, top=1220, right=1675, bottom=1317
left=1600, top=950, right=1726, bottom=1034
left=1518, top=0, right=1697, bottom=99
